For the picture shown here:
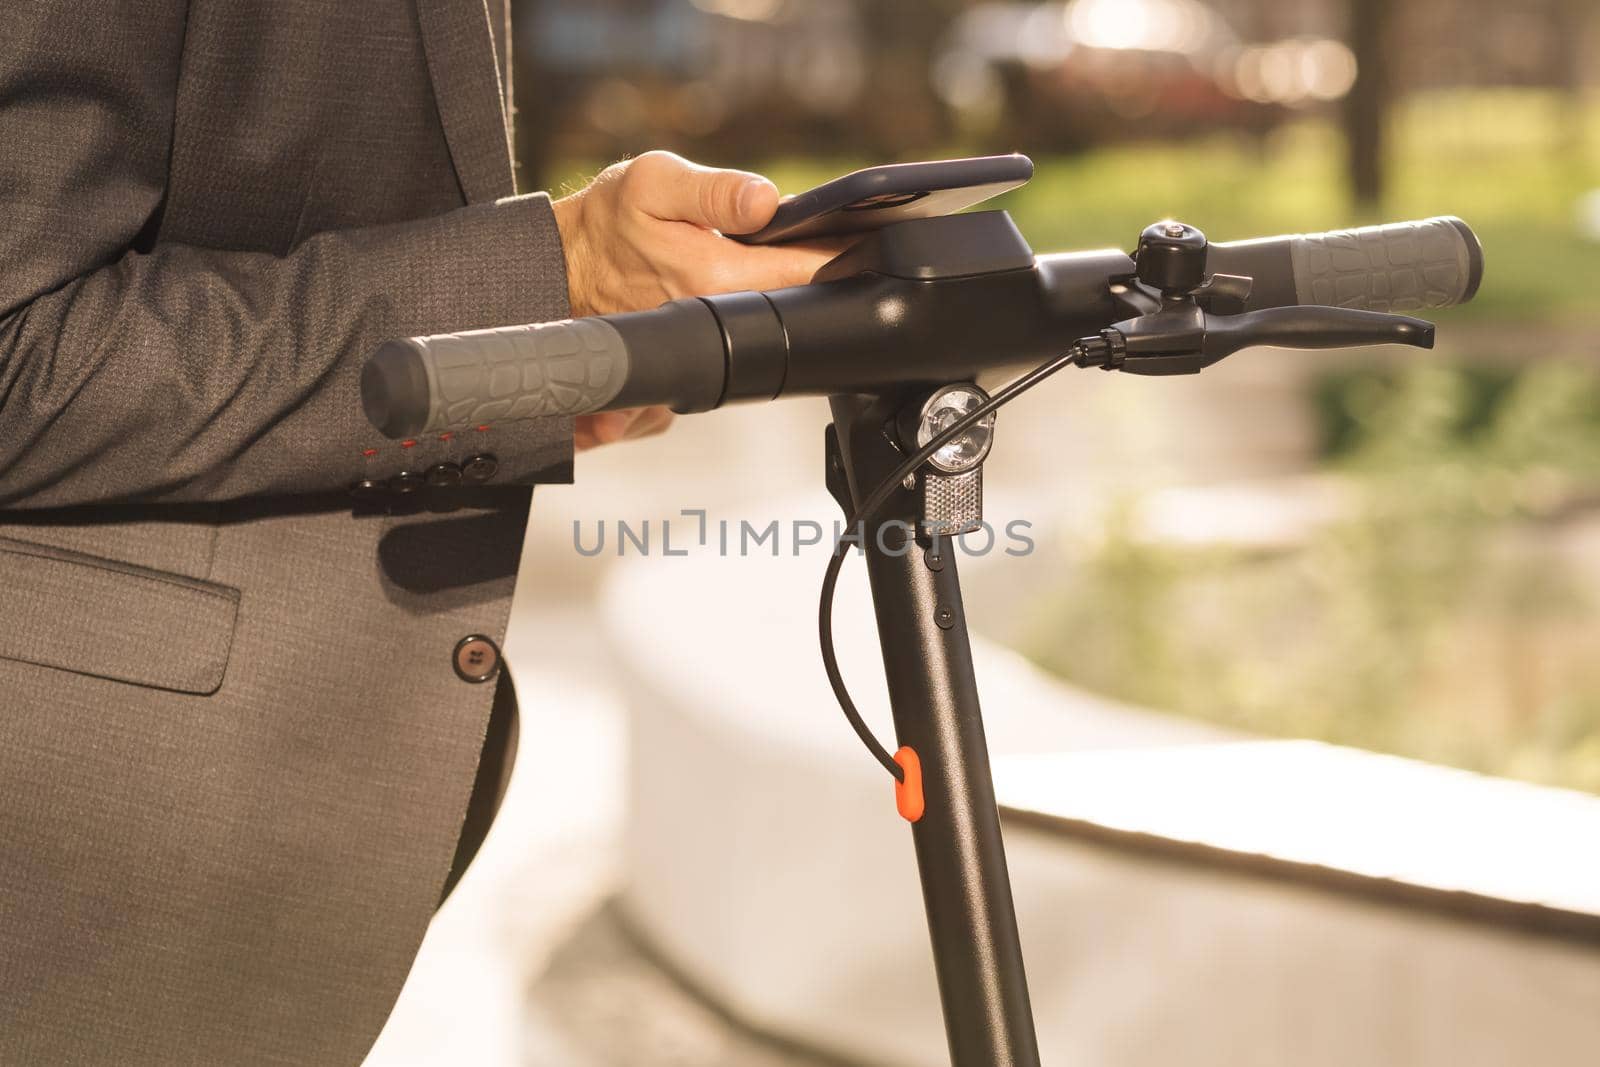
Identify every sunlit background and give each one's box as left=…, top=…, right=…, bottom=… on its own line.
left=371, top=2, right=1600, bottom=1064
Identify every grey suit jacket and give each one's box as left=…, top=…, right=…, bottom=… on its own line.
left=0, top=1, right=569, bottom=1062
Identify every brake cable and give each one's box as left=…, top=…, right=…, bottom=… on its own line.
left=820, top=336, right=1106, bottom=781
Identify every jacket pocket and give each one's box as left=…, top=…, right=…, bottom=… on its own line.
left=0, top=535, right=239, bottom=695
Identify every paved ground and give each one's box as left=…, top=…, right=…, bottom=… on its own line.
left=521, top=905, right=842, bottom=1067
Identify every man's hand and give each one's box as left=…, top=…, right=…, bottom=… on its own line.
left=552, top=151, right=841, bottom=450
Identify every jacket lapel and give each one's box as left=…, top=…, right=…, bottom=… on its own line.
left=414, top=0, right=516, bottom=205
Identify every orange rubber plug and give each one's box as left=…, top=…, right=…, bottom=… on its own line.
left=893, top=746, right=925, bottom=823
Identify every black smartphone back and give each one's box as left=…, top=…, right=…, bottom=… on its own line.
left=731, top=154, right=1034, bottom=246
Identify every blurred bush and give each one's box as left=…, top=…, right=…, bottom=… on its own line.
left=1024, top=358, right=1600, bottom=793
left=545, top=89, right=1595, bottom=325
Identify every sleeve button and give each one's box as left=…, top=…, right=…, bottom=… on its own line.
left=425, top=462, right=462, bottom=488
left=349, top=478, right=387, bottom=502
left=391, top=470, right=425, bottom=494
left=461, top=453, right=500, bottom=484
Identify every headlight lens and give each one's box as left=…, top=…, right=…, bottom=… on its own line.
left=915, top=385, right=995, bottom=474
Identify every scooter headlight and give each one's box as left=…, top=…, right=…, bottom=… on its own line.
left=915, top=385, right=995, bottom=474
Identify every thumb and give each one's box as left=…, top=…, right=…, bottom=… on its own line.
left=706, top=171, right=779, bottom=235
left=635, top=153, right=778, bottom=234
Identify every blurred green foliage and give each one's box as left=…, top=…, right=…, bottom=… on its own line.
left=1024, top=359, right=1600, bottom=794
left=754, top=89, right=1600, bottom=326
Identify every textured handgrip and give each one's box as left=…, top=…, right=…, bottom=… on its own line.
left=363, top=318, right=631, bottom=439
left=1289, top=216, right=1483, bottom=312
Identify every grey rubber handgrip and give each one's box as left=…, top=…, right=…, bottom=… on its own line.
left=363, top=317, right=631, bottom=439
left=1289, top=215, right=1483, bottom=312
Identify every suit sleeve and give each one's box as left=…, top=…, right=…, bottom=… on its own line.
left=0, top=1, right=572, bottom=512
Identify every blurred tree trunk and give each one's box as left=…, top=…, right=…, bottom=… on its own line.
left=1343, top=0, right=1393, bottom=209
left=1555, top=0, right=1590, bottom=154
left=855, top=0, right=963, bottom=155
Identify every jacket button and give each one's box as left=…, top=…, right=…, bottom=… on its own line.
left=425, top=462, right=462, bottom=488
left=391, top=470, right=425, bottom=494
left=349, top=478, right=387, bottom=503
left=453, top=634, right=501, bottom=683
left=461, top=453, right=499, bottom=484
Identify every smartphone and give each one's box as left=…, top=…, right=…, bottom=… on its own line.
left=730, top=154, right=1034, bottom=246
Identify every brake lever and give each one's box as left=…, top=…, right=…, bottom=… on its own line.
left=1078, top=220, right=1437, bottom=376
left=1201, top=305, right=1434, bottom=361
left=1100, top=304, right=1436, bottom=376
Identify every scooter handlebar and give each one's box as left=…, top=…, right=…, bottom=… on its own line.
left=361, top=215, right=1484, bottom=440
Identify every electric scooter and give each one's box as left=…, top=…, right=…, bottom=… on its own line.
left=362, top=197, right=1483, bottom=1066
